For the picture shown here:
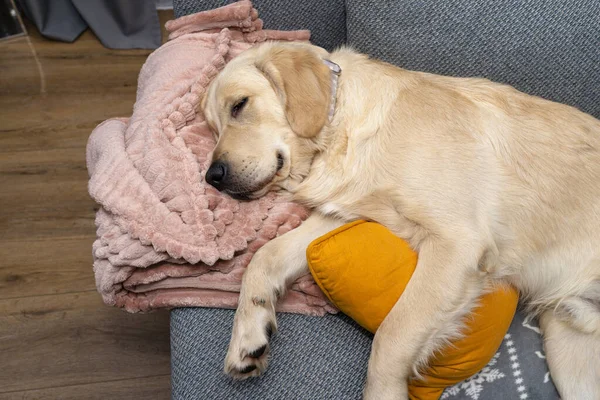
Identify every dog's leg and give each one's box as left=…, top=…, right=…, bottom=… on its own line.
left=363, top=237, right=485, bottom=400
left=553, top=293, right=600, bottom=335
left=224, top=213, right=343, bottom=379
left=540, top=307, right=600, bottom=399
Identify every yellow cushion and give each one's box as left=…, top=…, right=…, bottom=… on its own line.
left=306, top=220, right=518, bottom=400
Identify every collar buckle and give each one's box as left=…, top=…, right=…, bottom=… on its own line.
left=322, top=59, right=341, bottom=122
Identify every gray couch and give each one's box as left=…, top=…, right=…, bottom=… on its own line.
left=170, top=1, right=600, bottom=399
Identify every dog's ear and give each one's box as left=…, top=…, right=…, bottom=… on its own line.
left=199, top=88, right=219, bottom=137
left=255, top=44, right=332, bottom=138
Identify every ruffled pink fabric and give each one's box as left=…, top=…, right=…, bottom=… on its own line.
left=86, top=1, right=335, bottom=315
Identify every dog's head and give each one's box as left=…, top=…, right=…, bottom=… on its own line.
left=201, top=42, right=333, bottom=199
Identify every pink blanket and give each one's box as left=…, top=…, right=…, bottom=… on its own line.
left=86, top=1, right=336, bottom=316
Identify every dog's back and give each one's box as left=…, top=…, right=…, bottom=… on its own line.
left=335, top=48, right=600, bottom=311
left=428, top=73, right=600, bottom=297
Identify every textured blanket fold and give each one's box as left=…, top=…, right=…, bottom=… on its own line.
left=86, top=0, right=336, bottom=315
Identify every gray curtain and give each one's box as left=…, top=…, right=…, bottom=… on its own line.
left=16, top=0, right=161, bottom=49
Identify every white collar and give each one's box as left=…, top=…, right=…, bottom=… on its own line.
left=322, top=59, right=341, bottom=122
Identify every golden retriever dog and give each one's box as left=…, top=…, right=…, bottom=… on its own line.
left=202, top=42, right=600, bottom=399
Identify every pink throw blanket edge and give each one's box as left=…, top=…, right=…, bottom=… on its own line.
left=86, top=1, right=336, bottom=316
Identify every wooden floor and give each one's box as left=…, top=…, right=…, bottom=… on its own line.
left=0, top=12, right=175, bottom=399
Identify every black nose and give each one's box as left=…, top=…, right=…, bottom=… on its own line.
left=205, top=161, right=228, bottom=189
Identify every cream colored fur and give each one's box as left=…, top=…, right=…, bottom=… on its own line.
left=203, top=42, right=600, bottom=399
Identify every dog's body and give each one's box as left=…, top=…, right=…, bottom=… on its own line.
left=202, top=42, right=600, bottom=399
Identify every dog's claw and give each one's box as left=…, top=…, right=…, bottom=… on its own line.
left=239, top=365, right=257, bottom=374
left=247, top=344, right=268, bottom=359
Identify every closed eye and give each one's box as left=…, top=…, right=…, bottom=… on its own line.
left=231, top=97, right=249, bottom=118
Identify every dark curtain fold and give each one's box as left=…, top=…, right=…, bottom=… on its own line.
left=16, top=0, right=161, bottom=49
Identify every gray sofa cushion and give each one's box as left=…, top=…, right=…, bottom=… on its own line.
left=170, top=2, right=594, bottom=398
left=172, top=0, right=347, bottom=51
left=171, top=309, right=372, bottom=399
left=346, top=0, right=600, bottom=119
left=171, top=308, right=559, bottom=399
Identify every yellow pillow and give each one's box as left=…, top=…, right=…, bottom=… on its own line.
left=306, top=220, right=518, bottom=400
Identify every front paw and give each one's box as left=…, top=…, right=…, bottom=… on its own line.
left=224, top=306, right=276, bottom=380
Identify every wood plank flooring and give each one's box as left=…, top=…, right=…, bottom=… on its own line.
left=0, top=11, right=174, bottom=399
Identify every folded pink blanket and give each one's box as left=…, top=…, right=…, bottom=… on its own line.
left=86, top=1, right=336, bottom=315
